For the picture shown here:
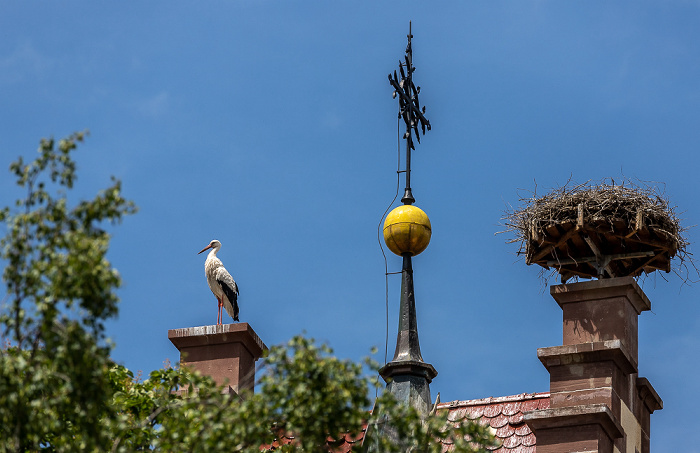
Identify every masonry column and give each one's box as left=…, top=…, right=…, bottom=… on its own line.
left=524, top=277, right=663, bottom=453
left=168, top=323, right=267, bottom=396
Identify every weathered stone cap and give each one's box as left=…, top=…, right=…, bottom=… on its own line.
left=550, top=276, right=651, bottom=314
left=168, top=322, right=266, bottom=357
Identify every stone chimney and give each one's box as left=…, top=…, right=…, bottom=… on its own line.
left=168, top=323, right=267, bottom=396
left=524, top=277, right=663, bottom=453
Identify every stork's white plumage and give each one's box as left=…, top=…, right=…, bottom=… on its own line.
left=198, top=239, right=239, bottom=324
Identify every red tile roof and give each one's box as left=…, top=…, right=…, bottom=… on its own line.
left=438, top=392, right=550, bottom=452
left=263, top=430, right=368, bottom=452
left=263, top=392, right=550, bottom=452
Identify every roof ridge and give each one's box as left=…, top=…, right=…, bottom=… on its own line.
left=437, top=391, right=550, bottom=409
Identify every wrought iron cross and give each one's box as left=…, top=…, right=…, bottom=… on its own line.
left=389, top=22, right=431, bottom=205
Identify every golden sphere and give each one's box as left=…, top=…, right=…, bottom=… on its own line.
left=383, top=205, right=432, bottom=256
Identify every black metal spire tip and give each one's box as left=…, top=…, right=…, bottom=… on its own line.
left=389, top=22, right=431, bottom=206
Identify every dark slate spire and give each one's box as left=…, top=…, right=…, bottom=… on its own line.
left=379, top=254, right=437, bottom=415
left=380, top=21, right=436, bottom=417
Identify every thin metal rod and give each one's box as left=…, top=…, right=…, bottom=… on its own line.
left=401, top=22, right=415, bottom=205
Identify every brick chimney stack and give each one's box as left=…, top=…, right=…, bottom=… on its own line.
left=525, top=277, right=663, bottom=453
left=168, top=323, right=266, bottom=396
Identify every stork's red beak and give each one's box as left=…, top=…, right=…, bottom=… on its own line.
left=198, top=244, right=213, bottom=255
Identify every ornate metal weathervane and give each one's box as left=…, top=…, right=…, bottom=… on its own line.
left=388, top=21, right=431, bottom=205
left=379, top=22, right=437, bottom=420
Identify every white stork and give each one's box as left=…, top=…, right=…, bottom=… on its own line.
left=198, top=239, right=239, bottom=324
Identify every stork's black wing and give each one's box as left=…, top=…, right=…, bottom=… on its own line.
left=216, top=268, right=239, bottom=322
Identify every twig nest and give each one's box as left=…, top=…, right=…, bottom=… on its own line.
left=383, top=205, right=432, bottom=256
left=502, top=180, right=690, bottom=282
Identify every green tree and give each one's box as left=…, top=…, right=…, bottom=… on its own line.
left=108, top=336, right=496, bottom=453
left=0, top=131, right=136, bottom=451
left=0, top=133, right=495, bottom=452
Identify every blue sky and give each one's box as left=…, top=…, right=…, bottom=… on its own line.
left=2, top=2, right=700, bottom=450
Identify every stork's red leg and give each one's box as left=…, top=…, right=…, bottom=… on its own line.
left=217, top=297, right=223, bottom=325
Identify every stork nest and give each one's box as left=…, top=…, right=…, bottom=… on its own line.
left=501, top=179, right=694, bottom=283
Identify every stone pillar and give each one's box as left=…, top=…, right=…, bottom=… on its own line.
left=525, top=277, right=662, bottom=453
left=168, top=323, right=266, bottom=396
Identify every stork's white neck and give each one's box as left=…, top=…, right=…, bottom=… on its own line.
left=207, top=245, right=220, bottom=260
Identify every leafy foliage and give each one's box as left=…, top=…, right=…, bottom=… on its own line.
left=108, top=337, right=371, bottom=452
left=0, top=133, right=496, bottom=452
left=1, top=131, right=136, bottom=341
left=107, top=337, right=496, bottom=453
left=0, top=132, right=136, bottom=451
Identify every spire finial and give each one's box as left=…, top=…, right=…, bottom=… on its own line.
left=379, top=23, right=436, bottom=420
left=388, top=21, right=431, bottom=205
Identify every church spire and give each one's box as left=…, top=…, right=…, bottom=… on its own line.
left=380, top=21, right=436, bottom=417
